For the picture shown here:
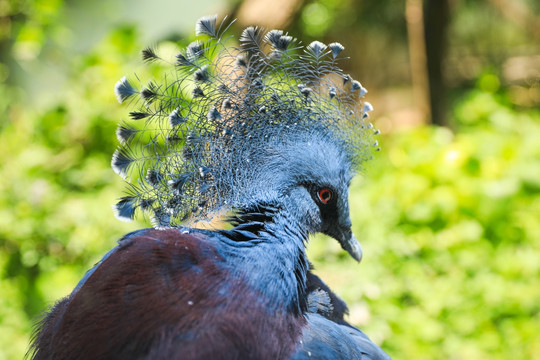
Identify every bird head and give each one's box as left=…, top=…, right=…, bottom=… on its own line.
left=112, top=15, right=378, bottom=261
left=252, top=135, right=362, bottom=261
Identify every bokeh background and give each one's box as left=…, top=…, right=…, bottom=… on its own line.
left=1, top=0, right=540, bottom=359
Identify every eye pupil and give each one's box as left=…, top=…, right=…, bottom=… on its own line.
left=318, top=189, right=332, bottom=204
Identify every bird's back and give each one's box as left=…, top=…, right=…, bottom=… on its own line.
left=30, top=228, right=305, bottom=360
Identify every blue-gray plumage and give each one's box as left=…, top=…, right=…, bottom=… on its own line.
left=29, top=14, right=390, bottom=359
left=293, top=313, right=391, bottom=359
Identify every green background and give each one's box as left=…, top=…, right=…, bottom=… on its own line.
left=1, top=0, right=539, bottom=359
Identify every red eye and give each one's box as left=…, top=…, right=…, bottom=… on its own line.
left=318, top=188, right=333, bottom=204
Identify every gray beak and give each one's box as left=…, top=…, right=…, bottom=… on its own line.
left=340, top=232, right=363, bottom=262
left=327, top=226, right=363, bottom=263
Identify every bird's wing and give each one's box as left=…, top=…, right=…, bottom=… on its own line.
left=292, top=313, right=391, bottom=360
left=300, top=271, right=391, bottom=360
left=306, top=271, right=349, bottom=324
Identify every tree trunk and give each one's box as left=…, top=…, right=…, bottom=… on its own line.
left=424, top=0, right=451, bottom=127
left=406, top=0, right=431, bottom=125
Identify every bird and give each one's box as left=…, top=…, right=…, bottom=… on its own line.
left=28, top=15, right=390, bottom=359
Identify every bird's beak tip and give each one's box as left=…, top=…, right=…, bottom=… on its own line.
left=344, top=233, right=363, bottom=263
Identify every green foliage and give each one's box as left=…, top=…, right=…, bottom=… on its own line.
left=308, top=86, right=540, bottom=359
left=1, top=2, right=539, bottom=360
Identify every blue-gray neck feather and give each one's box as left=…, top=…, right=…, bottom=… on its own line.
left=214, top=197, right=317, bottom=315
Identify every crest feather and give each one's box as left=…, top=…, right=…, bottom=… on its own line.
left=195, top=15, right=218, bottom=37
left=114, top=77, right=137, bottom=103
left=112, top=15, right=378, bottom=226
